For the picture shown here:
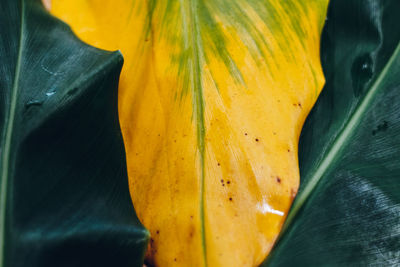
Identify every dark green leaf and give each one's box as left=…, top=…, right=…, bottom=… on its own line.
left=0, top=1, right=148, bottom=266
left=264, top=0, right=400, bottom=266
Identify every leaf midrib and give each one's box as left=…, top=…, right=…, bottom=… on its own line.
left=0, top=0, right=25, bottom=266
left=178, top=0, right=207, bottom=265
left=189, top=1, right=207, bottom=266
left=281, top=42, right=400, bottom=236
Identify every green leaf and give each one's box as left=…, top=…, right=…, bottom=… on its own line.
left=0, top=1, right=148, bottom=266
left=264, top=0, right=400, bottom=265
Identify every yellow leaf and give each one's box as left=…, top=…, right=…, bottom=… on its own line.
left=50, top=1, right=329, bottom=266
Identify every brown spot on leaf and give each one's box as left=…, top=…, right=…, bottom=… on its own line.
left=229, top=197, right=233, bottom=201
left=255, top=138, right=259, bottom=142
left=276, top=177, right=281, bottom=183
left=188, top=224, right=195, bottom=241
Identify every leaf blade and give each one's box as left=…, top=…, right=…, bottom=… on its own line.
left=50, top=0, right=329, bottom=266
left=283, top=42, right=400, bottom=236
left=265, top=0, right=400, bottom=265
left=0, top=1, right=148, bottom=266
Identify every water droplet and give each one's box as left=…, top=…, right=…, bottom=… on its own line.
left=25, top=100, right=43, bottom=108
left=351, top=53, right=373, bottom=97
left=46, top=91, right=56, bottom=96
left=361, top=63, right=369, bottom=70
left=256, top=198, right=284, bottom=216
left=372, top=121, right=389, bottom=136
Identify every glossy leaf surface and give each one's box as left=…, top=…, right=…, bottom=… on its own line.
left=50, top=1, right=328, bottom=266
left=264, top=0, right=400, bottom=265
left=0, top=1, right=148, bottom=266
